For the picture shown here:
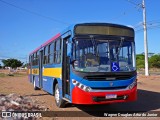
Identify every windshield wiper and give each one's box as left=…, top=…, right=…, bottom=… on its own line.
left=89, top=36, right=99, bottom=57
left=117, top=37, right=124, bottom=56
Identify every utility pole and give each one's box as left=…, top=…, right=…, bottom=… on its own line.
left=142, top=0, right=149, bottom=76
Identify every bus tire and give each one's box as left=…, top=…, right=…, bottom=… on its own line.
left=55, top=84, right=66, bottom=108
left=33, top=79, right=39, bottom=90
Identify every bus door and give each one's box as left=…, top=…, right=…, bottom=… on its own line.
left=62, top=32, right=71, bottom=99
left=39, top=50, right=43, bottom=88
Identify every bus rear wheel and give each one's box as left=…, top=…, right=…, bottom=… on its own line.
left=55, top=84, right=66, bottom=108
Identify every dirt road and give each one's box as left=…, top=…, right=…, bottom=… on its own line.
left=0, top=73, right=160, bottom=118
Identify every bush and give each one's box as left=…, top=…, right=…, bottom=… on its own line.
left=136, top=54, right=160, bottom=69
left=149, top=55, right=160, bottom=68
left=136, top=54, right=145, bottom=69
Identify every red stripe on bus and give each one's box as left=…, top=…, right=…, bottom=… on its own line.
left=41, top=33, right=61, bottom=47
left=29, top=46, right=41, bottom=55
left=29, top=33, right=61, bottom=55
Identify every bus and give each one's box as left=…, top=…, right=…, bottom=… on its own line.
left=28, top=23, right=137, bottom=108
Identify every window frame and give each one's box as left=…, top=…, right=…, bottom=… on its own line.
left=48, top=42, right=54, bottom=64
left=54, top=38, right=62, bottom=64
left=43, top=46, right=49, bottom=65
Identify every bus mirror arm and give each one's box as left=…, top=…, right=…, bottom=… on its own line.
left=71, top=60, right=78, bottom=68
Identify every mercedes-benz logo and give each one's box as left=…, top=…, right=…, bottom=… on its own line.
left=110, top=82, right=113, bottom=87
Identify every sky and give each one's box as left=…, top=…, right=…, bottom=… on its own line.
left=0, top=0, right=160, bottom=64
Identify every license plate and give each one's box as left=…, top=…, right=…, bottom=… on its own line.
left=105, top=94, right=117, bottom=99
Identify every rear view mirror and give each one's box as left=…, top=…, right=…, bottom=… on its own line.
left=71, top=60, right=78, bottom=68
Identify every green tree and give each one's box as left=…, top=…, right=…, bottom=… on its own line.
left=0, top=64, right=2, bottom=69
left=136, top=54, right=145, bottom=69
left=2, top=59, right=23, bottom=69
left=149, top=55, right=160, bottom=68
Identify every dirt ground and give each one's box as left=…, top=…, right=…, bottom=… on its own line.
left=0, top=70, right=160, bottom=119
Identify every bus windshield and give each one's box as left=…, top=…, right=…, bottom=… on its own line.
left=73, top=38, right=136, bottom=72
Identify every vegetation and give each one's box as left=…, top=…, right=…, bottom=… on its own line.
left=2, top=59, right=23, bottom=69
left=0, top=71, right=27, bottom=77
left=136, top=54, right=160, bottom=69
left=136, top=54, right=145, bottom=69
left=0, top=73, right=5, bottom=77
left=149, top=55, right=160, bottom=68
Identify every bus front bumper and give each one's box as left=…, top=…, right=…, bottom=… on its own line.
left=72, top=86, right=137, bottom=104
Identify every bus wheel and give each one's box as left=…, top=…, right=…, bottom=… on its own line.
left=55, top=84, right=66, bottom=108
left=33, top=79, right=39, bottom=90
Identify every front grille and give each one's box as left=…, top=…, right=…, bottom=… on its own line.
left=84, top=75, right=132, bottom=81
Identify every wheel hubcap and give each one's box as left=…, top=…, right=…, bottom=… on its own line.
left=34, top=80, right=36, bottom=88
left=55, top=88, right=60, bottom=103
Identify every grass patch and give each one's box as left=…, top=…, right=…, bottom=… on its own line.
left=0, top=73, right=6, bottom=77
left=0, top=72, right=27, bottom=77
left=13, top=72, right=27, bottom=77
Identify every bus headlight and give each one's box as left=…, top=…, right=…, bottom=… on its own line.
left=72, top=79, right=92, bottom=92
left=128, top=81, right=137, bottom=90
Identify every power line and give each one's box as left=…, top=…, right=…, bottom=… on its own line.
left=0, top=0, right=69, bottom=25
left=132, top=20, right=160, bottom=33
left=109, top=12, right=126, bottom=21
left=109, top=0, right=142, bottom=21
left=134, top=21, right=160, bottom=30
left=146, top=19, right=160, bottom=23
left=136, top=25, right=160, bottom=32
left=125, top=0, right=142, bottom=10
left=126, top=0, right=140, bottom=6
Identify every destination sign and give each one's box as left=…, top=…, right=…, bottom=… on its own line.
left=75, top=25, right=134, bottom=37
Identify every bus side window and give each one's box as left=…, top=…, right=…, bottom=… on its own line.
left=32, top=54, right=34, bottom=65
left=48, top=42, right=54, bottom=64
left=54, top=38, right=61, bottom=64
left=29, top=55, right=31, bottom=66
left=43, top=46, right=48, bottom=64
left=30, top=55, right=33, bottom=66
left=35, top=52, right=38, bottom=65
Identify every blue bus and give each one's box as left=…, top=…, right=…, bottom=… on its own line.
left=28, top=23, right=137, bottom=108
